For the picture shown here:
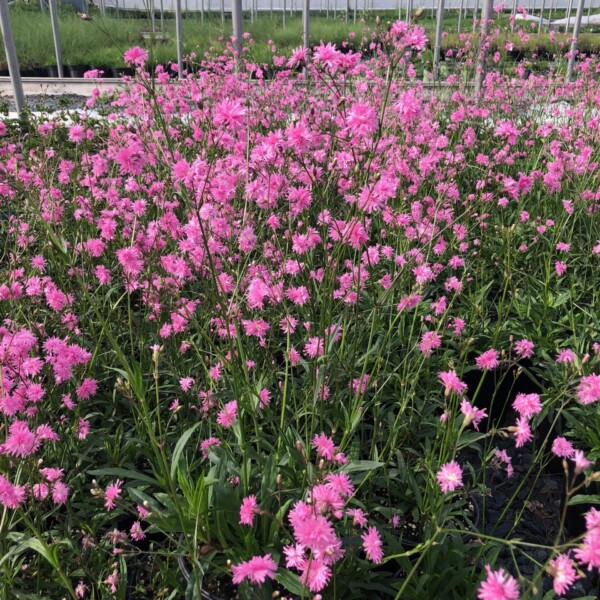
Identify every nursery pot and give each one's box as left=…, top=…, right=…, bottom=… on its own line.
left=67, top=65, right=89, bottom=78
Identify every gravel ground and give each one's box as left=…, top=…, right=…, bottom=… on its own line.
left=0, top=93, right=92, bottom=114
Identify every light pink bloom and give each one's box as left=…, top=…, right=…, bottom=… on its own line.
left=361, top=526, right=384, bottom=564
left=438, top=370, right=468, bottom=396
left=240, top=495, right=259, bottom=526
left=437, top=461, right=463, bottom=493
left=549, top=554, right=579, bottom=595
left=123, top=46, right=149, bottom=67
left=231, top=554, right=277, bottom=586
left=217, top=400, right=238, bottom=428
left=573, top=450, right=593, bottom=474
left=477, top=565, right=520, bottom=600
left=476, top=349, right=500, bottom=370
left=103, top=480, right=123, bottom=511
left=460, top=399, right=488, bottom=430
left=514, top=339, right=534, bottom=359
left=552, top=436, right=575, bottom=458
left=512, top=393, right=542, bottom=419
left=577, top=374, right=600, bottom=405
left=513, top=417, right=532, bottom=448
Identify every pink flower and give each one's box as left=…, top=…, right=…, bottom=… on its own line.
left=312, top=433, right=336, bottom=461
left=477, top=565, right=520, bottom=600
left=0, top=420, right=38, bottom=457
left=512, top=393, right=542, bottom=419
left=52, top=481, right=69, bottom=504
left=200, top=437, right=221, bottom=458
left=572, top=450, right=593, bottom=474
left=123, top=46, right=149, bottom=67
left=103, top=480, right=123, bottom=511
left=476, top=349, right=500, bottom=370
left=552, top=436, right=575, bottom=458
left=240, top=495, right=259, bottom=526
left=299, top=558, right=331, bottom=592
left=556, top=349, right=576, bottom=364
left=513, top=339, right=534, bottom=359
left=231, top=554, right=277, bottom=586
left=549, top=554, right=579, bottom=595
left=574, top=526, right=600, bottom=570
left=460, top=399, right=488, bottom=430
left=217, top=400, right=238, bottom=428
left=438, top=370, right=468, bottom=396
left=0, top=475, right=27, bottom=509
left=436, top=461, right=463, bottom=493
left=577, top=374, right=600, bottom=405
left=130, top=521, right=145, bottom=541
left=513, top=417, right=532, bottom=448
left=419, top=331, right=442, bottom=357
left=361, top=526, right=384, bottom=564
left=555, top=260, right=567, bottom=276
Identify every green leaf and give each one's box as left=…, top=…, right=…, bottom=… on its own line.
left=276, top=570, right=306, bottom=596
left=341, top=460, right=384, bottom=474
left=171, top=423, right=202, bottom=481
left=89, top=467, right=159, bottom=487
left=568, top=494, right=600, bottom=506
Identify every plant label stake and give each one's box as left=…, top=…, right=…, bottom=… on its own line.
left=0, top=0, right=25, bottom=114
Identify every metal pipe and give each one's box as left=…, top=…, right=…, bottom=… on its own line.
left=474, top=0, right=492, bottom=95
left=232, top=0, right=243, bottom=61
left=176, top=0, right=183, bottom=78
left=566, top=0, right=585, bottom=81
left=565, top=0, right=574, bottom=32
left=303, top=0, right=309, bottom=50
left=0, top=0, right=25, bottom=114
left=48, top=0, right=64, bottom=78
left=433, top=0, right=445, bottom=80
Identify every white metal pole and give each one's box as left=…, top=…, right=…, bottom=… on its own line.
left=176, top=0, right=183, bottom=77
left=565, top=0, right=574, bottom=32
left=303, top=0, right=309, bottom=50
left=48, top=0, right=64, bottom=78
left=433, top=0, right=444, bottom=80
left=566, top=0, right=585, bottom=80
left=474, top=0, right=492, bottom=94
left=458, top=0, right=464, bottom=32
left=0, top=0, right=25, bottom=114
left=538, top=0, right=546, bottom=33
left=232, top=0, right=243, bottom=61
left=283, top=0, right=286, bottom=28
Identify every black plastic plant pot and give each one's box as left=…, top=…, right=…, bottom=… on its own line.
left=46, top=65, right=60, bottom=77
left=111, top=66, right=135, bottom=78
left=67, top=65, right=89, bottom=78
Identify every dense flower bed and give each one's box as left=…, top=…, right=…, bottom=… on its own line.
left=1, top=24, right=600, bottom=600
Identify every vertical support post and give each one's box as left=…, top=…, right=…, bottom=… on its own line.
left=353, top=0, right=356, bottom=22
left=474, top=0, right=492, bottom=95
left=232, top=0, right=243, bottom=62
left=283, top=0, right=286, bottom=28
left=303, top=0, right=309, bottom=50
left=433, top=0, right=444, bottom=80
left=176, top=0, right=183, bottom=78
left=538, top=0, right=546, bottom=33
left=0, top=0, right=25, bottom=114
left=406, top=0, right=412, bottom=21
left=457, top=0, right=464, bottom=32
left=48, top=0, right=64, bottom=78
left=566, top=0, right=585, bottom=81
left=201, top=0, right=204, bottom=24
left=160, top=0, right=164, bottom=32
left=150, top=0, right=156, bottom=32
left=221, top=0, right=225, bottom=25
left=345, top=0, right=349, bottom=21
left=472, top=0, right=479, bottom=32
left=510, top=0, right=517, bottom=31
left=565, top=0, right=574, bottom=32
